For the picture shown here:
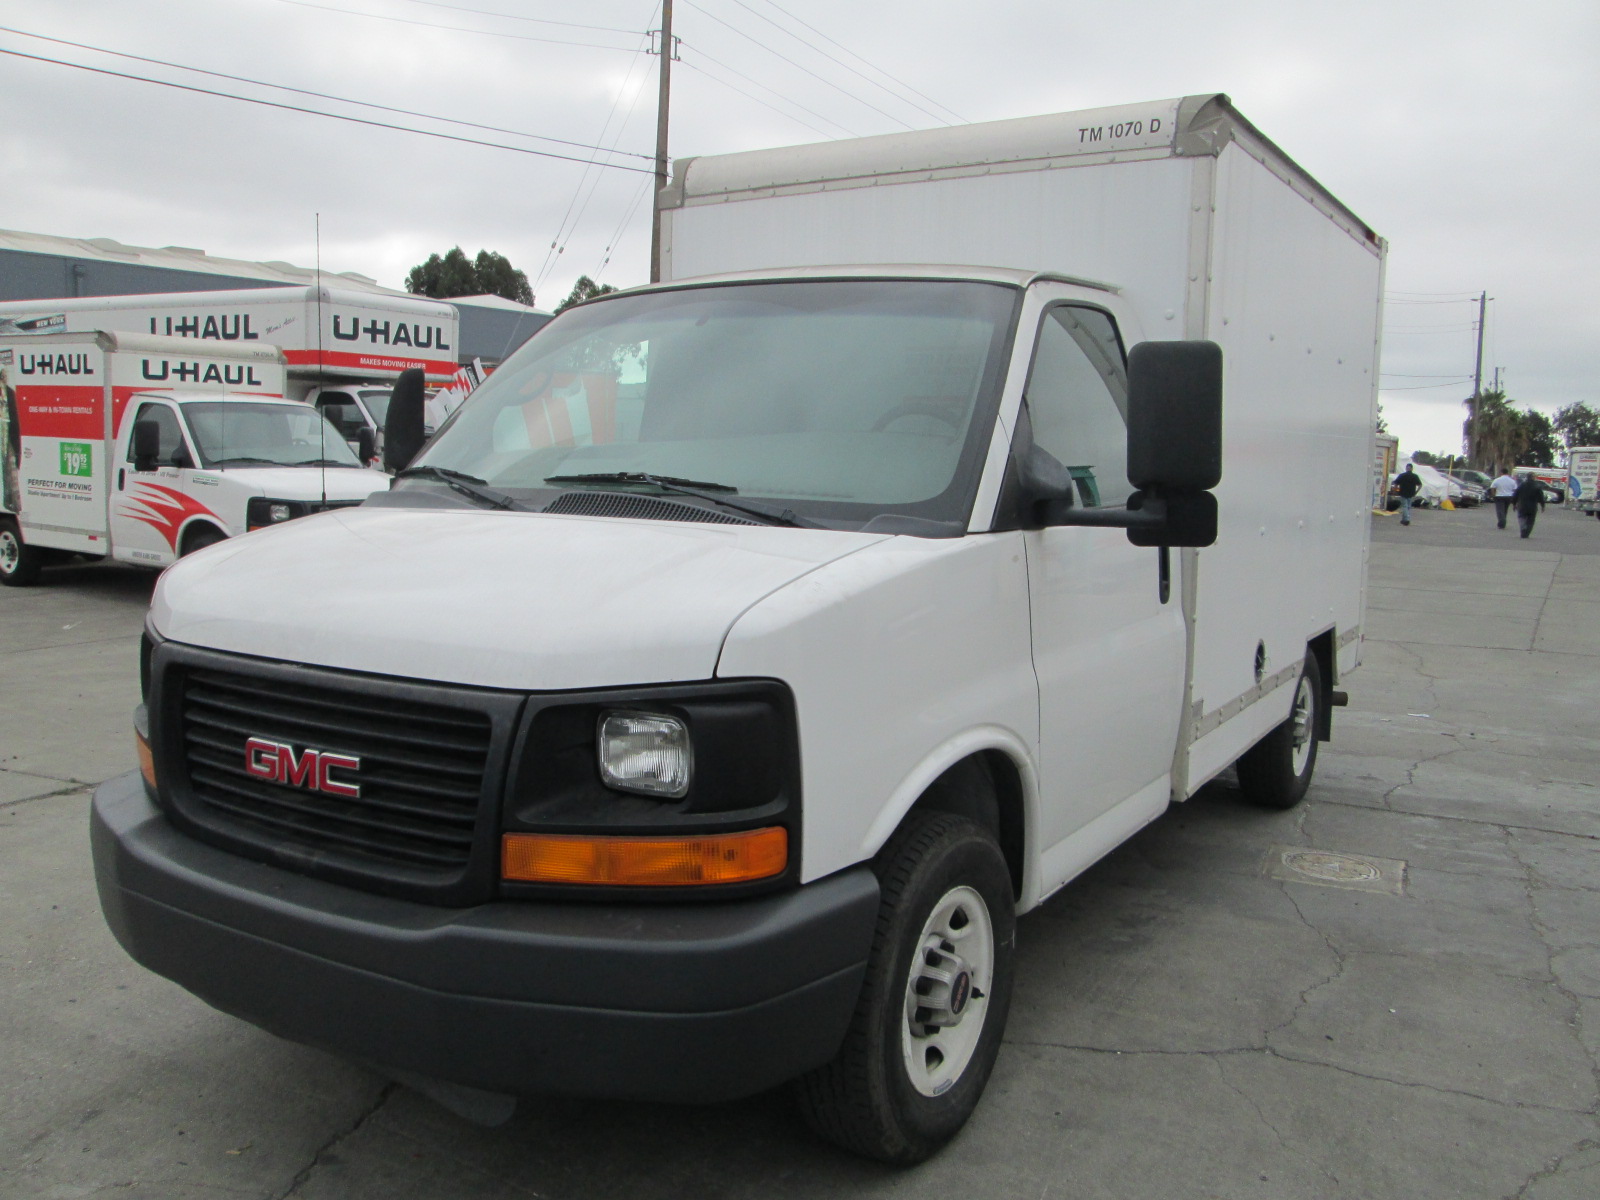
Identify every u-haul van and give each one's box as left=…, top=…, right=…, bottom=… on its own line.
left=1569, top=447, right=1600, bottom=517
left=0, top=330, right=390, bottom=585
left=0, top=286, right=461, bottom=453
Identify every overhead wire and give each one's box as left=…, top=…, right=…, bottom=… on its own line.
left=721, top=0, right=954, bottom=127
left=532, top=4, right=660, bottom=295
left=683, top=46, right=857, bottom=137
left=680, top=0, right=913, bottom=131
left=395, top=0, right=639, bottom=35
left=0, top=46, right=657, bottom=173
left=753, top=0, right=965, bottom=124
left=0, top=24, right=654, bottom=161
left=267, top=0, right=643, bottom=50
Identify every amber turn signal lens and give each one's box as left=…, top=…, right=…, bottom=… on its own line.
left=502, top=827, right=788, bottom=886
left=136, top=728, right=157, bottom=789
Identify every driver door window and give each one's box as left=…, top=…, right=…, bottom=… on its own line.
left=126, top=402, right=187, bottom=468
left=1023, top=306, right=1130, bottom=508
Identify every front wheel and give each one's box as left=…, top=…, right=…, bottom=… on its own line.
left=1236, top=652, right=1322, bottom=809
left=0, top=517, right=44, bottom=586
left=794, top=812, right=1015, bottom=1165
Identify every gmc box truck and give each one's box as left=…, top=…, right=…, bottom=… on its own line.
left=91, top=94, right=1384, bottom=1162
left=0, top=330, right=389, bottom=583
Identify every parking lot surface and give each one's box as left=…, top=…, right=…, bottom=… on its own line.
left=4, top=504, right=1598, bottom=1199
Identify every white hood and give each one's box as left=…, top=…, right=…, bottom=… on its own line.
left=151, top=507, right=887, bottom=689
left=193, top=465, right=390, bottom=503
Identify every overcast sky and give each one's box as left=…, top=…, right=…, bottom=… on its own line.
left=2, top=0, right=1596, bottom=455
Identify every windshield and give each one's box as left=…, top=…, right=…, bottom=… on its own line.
left=407, top=279, right=1019, bottom=529
left=183, top=402, right=365, bottom=468
left=358, top=388, right=391, bottom=425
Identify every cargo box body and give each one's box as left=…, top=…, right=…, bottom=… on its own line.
left=660, top=93, right=1385, bottom=796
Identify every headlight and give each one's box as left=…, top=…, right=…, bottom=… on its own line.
left=246, top=497, right=307, bottom=530
left=597, top=711, right=692, bottom=798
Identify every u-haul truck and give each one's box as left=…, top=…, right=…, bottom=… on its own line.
left=0, top=330, right=389, bottom=585
left=0, top=286, right=461, bottom=453
left=1569, top=447, right=1600, bottom=517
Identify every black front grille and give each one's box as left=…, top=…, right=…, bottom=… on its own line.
left=177, top=665, right=494, bottom=872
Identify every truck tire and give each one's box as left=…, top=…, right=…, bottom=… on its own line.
left=794, top=812, right=1015, bottom=1165
left=0, top=517, right=44, bottom=587
left=181, top=525, right=227, bottom=557
left=1236, top=652, right=1322, bottom=809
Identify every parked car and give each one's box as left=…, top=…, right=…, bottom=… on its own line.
left=1388, top=464, right=1464, bottom=509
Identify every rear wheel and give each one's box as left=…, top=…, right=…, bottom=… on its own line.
left=794, top=812, right=1015, bottom=1165
left=0, top=517, right=44, bottom=586
left=1236, top=653, right=1322, bottom=809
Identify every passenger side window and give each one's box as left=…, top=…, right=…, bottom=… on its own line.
left=126, top=403, right=186, bottom=466
left=1022, top=306, right=1130, bottom=508
left=317, top=396, right=364, bottom=440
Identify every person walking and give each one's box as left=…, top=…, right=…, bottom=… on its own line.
left=1513, top=472, right=1547, bottom=538
left=1490, top=468, right=1518, bottom=529
left=1394, top=462, right=1422, bottom=525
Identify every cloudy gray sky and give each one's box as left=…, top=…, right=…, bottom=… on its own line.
left=2, top=0, right=1595, bottom=455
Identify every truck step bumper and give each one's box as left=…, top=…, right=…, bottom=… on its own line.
left=91, top=772, right=878, bottom=1104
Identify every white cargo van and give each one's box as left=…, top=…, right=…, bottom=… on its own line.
left=92, top=94, right=1383, bottom=1162
left=0, top=330, right=389, bottom=584
left=0, top=286, right=461, bottom=454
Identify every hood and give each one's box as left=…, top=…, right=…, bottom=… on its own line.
left=151, top=507, right=887, bottom=690
left=190, top=465, right=390, bottom=502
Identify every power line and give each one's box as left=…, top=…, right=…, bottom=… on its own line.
left=681, top=0, right=914, bottom=131
left=679, top=57, right=845, bottom=141
left=267, top=0, right=644, bottom=51
left=1381, top=381, right=1479, bottom=391
left=0, top=46, right=657, bottom=173
left=719, top=0, right=954, bottom=128
left=0, top=24, right=654, bottom=161
left=684, top=45, right=857, bottom=137
left=396, top=0, right=639, bottom=35
left=755, top=0, right=966, bottom=124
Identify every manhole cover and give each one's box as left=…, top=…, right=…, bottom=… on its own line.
left=1265, top=846, right=1406, bottom=894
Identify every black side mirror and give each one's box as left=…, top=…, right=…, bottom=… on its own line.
left=1126, top=340, right=1222, bottom=493
left=382, top=368, right=427, bottom=473
left=356, top=425, right=377, bottom=464
left=131, top=419, right=161, bottom=472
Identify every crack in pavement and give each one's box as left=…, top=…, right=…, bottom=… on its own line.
left=274, top=1082, right=397, bottom=1200
left=1506, top=1136, right=1600, bottom=1200
left=1210, top=1054, right=1343, bottom=1193
left=1316, top=796, right=1600, bottom=843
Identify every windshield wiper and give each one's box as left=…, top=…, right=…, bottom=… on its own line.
left=544, top=471, right=737, bottom=492
left=543, top=471, right=815, bottom=528
left=291, top=459, right=362, bottom=468
left=207, top=456, right=280, bottom=467
left=396, top=465, right=531, bottom=512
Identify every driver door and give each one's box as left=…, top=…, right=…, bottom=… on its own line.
left=110, top=399, right=211, bottom=565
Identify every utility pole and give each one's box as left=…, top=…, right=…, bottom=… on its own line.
left=1469, top=290, right=1487, bottom=464
left=650, top=0, right=676, bottom=284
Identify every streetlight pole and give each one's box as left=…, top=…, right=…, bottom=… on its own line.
left=650, top=0, right=675, bottom=284
left=1469, top=289, right=1487, bottom=464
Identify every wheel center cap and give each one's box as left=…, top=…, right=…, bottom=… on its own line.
left=949, top=969, right=972, bottom=1015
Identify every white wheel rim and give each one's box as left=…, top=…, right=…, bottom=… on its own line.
left=1289, top=674, right=1315, bottom=776
left=901, top=884, right=995, bottom=1097
left=0, top=530, right=18, bottom=575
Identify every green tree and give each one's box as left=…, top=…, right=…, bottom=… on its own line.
left=1554, top=401, right=1600, bottom=451
left=1463, top=390, right=1524, bottom=471
left=406, top=246, right=532, bottom=304
left=556, top=275, right=619, bottom=313
left=1518, top=409, right=1559, bottom=468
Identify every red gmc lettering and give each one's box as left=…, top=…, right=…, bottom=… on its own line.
left=243, top=737, right=361, bottom=797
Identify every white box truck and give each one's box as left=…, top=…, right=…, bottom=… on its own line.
left=91, top=94, right=1384, bottom=1162
left=1568, top=447, right=1600, bottom=517
left=0, top=330, right=390, bottom=584
left=0, top=286, right=461, bottom=451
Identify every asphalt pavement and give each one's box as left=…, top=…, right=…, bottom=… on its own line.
left=3, top=504, right=1598, bottom=1199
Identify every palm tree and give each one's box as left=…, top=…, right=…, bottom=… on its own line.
left=1463, top=390, right=1526, bottom=470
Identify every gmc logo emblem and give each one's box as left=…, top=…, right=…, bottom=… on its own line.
left=245, top=737, right=361, bottom=798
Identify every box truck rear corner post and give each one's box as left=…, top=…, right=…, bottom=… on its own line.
left=86, top=94, right=1383, bottom=1163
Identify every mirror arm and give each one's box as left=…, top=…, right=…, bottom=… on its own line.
left=1047, top=491, right=1167, bottom=534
